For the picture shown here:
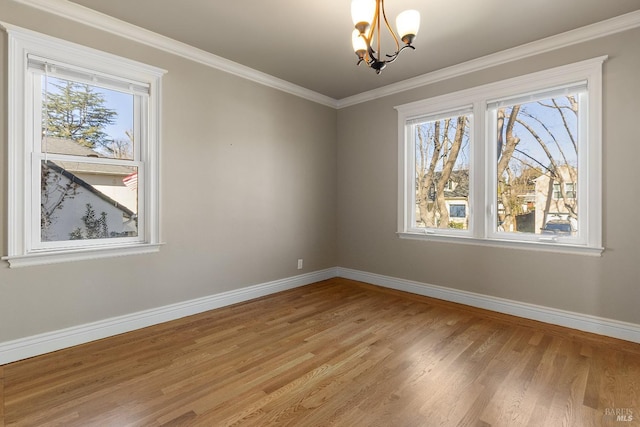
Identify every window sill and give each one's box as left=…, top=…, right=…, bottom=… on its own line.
left=2, top=243, right=163, bottom=268
left=397, top=232, right=604, bottom=257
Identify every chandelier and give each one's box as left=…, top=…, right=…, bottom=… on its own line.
left=351, top=0, right=420, bottom=74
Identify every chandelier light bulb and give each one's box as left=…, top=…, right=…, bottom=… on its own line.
left=396, top=9, right=420, bottom=44
left=351, top=0, right=376, bottom=31
left=352, top=29, right=367, bottom=57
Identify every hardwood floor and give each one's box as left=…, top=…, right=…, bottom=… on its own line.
left=2, top=278, right=640, bottom=426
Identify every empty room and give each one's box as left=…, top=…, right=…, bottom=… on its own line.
left=1, top=0, right=640, bottom=425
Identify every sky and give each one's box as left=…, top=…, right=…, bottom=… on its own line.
left=415, top=95, right=579, bottom=176
left=44, top=76, right=134, bottom=147
left=505, top=96, right=579, bottom=171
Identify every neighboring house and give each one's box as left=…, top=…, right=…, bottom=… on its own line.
left=533, top=165, right=578, bottom=232
left=44, top=137, right=138, bottom=211
left=499, top=172, right=538, bottom=233
left=41, top=138, right=137, bottom=241
left=420, top=167, right=578, bottom=233
left=421, top=169, right=470, bottom=228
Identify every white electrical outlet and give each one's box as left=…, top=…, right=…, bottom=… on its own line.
left=297, top=259, right=303, bottom=269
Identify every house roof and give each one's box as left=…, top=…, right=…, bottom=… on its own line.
left=45, top=161, right=135, bottom=218
left=426, top=169, right=469, bottom=201
left=532, top=164, right=577, bottom=182
left=44, top=137, right=102, bottom=157
left=44, top=137, right=135, bottom=176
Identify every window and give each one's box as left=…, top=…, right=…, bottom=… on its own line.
left=3, top=24, right=166, bottom=267
left=397, top=57, right=605, bottom=255
left=444, top=179, right=455, bottom=191
left=449, top=204, right=466, bottom=219
left=553, top=183, right=562, bottom=199
left=410, top=108, right=472, bottom=232
left=553, top=183, right=576, bottom=200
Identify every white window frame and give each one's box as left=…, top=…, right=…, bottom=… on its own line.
left=2, top=23, right=166, bottom=267
left=402, top=105, right=475, bottom=238
left=396, top=57, right=606, bottom=256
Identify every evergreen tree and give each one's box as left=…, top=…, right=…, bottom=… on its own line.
left=44, top=79, right=117, bottom=149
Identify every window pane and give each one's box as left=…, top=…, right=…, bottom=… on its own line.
left=414, top=115, right=470, bottom=230
left=495, top=95, right=579, bottom=236
left=41, top=76, right=135, bottom=160
left=449, top=204, right=466, bottom=218
left=41, top=160, right=138, bottom=242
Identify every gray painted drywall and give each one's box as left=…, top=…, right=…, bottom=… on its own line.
left=336, top=28, right=640, bottom=325
left=1, top=1, right=639, bottom=349
left=0, top=1, right=338, bottom=342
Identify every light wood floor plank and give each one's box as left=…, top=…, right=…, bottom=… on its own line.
left=3, top=278, right=640, bottom=426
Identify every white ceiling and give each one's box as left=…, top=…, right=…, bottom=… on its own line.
left=67, top=0, right=640, bottom=100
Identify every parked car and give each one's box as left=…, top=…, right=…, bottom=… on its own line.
left=541, top=220, right=573, bottom=236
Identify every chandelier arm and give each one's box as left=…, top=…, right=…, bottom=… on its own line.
left=367, top=1, right=380, bottom=42
left=367, top=42, right=378, bottom=62
left=385, top=53, right=398, bottom=62
left=380, top=0, right=401, bottom=55
left=386, top=43, right=415, bottom=59
left=362, top=1, right=380, bottom=64
left=376, top=0, right=382, bottom=63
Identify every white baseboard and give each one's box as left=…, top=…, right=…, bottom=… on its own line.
left=337, top=267, right=640, bottom=344
left=0, top=268, right=338, bottom=365
left=3, top=266, right=638, bottom=365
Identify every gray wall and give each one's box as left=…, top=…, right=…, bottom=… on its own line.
left=0, top=2, right=338, bottom=342
left=1, top=1, right=639, bottom=349
left=337, top=28, right=640, bottom=325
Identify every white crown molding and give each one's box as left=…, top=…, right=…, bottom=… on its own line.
left=337, top=268, right=640, bottom=345
left=8, top=0, right=339, bottom=109
left=9, top=1, right=640, bottom=110
left=337, top=10, right=640, bottom=108
left=0, top=268, right=338, bottom=365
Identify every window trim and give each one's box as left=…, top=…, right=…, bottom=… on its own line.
left=2, top=23, right=166, bottom=267
left=403, top=105, right=475, bottom=239
left=396, top=57, right=606, bottom=256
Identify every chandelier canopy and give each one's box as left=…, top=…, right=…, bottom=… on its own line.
left=351, top=0, right=420, bottom=74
